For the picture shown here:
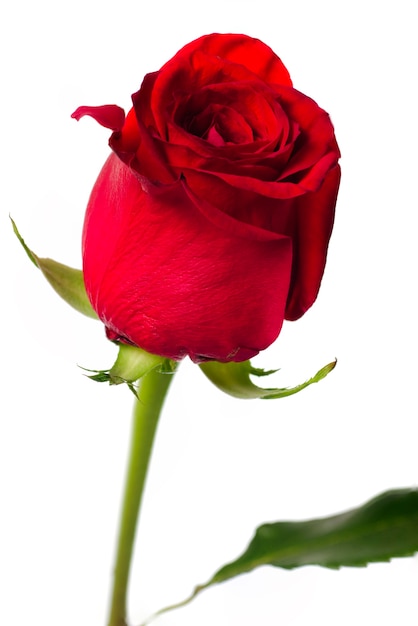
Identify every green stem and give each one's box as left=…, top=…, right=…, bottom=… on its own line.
left=107, top=367, right=175, bottom=626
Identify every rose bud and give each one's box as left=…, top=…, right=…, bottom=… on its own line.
left=73, top=33, right=340, bottom=363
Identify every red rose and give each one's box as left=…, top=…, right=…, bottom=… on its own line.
left=73, top=33, right=340, bottom=363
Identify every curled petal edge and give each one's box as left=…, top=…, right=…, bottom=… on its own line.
left=71, top=104, right=126, bottom=132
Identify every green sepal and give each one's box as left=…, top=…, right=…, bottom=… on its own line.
left=199, top=358, right=336, bottom=399
left=11, top=217, right=98, bottom=319
left=81, top=343, right=176, bottom=396
left=109, top=343, right=168, bottom=384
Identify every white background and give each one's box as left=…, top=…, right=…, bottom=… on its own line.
left=1, top=1, right=417, bottom=624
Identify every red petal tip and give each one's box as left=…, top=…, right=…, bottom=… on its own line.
left=71, top=105, right=126, bottom=132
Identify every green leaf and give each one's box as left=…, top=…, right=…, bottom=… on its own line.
left=141, top=489, right=418, bottom=625
left=199, top=359, right=336, bottom=399
left=11, top=217, right=98, bottom=319
left=211, top=489, right=418, bottom=582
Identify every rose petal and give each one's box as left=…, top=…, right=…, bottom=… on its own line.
left=168, top=33, right=293, bottom=86
left=149, top=38, right=291, bottom=139
left=71, top=104, right=126, bottom=132
left=274, top=86, right=340, bottom=183
left=83, top=154, right=293, bottom=362
left=172, top=82, right=285, bottom=144
left=110, top=108, right=175, bottom=186
left=283, top=164, right=341, bottom=320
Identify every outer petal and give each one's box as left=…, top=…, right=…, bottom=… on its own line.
left=109, top=107, right=175, bottom=186
left=273, top=86, right=340, bottom=184
left=71, top=104, right=126, bottom=131
left=164, top=33, right=293, bottom=87
left=82, top=154, right=293, bottom=362
left=284, top=164, right=341, bottom=320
